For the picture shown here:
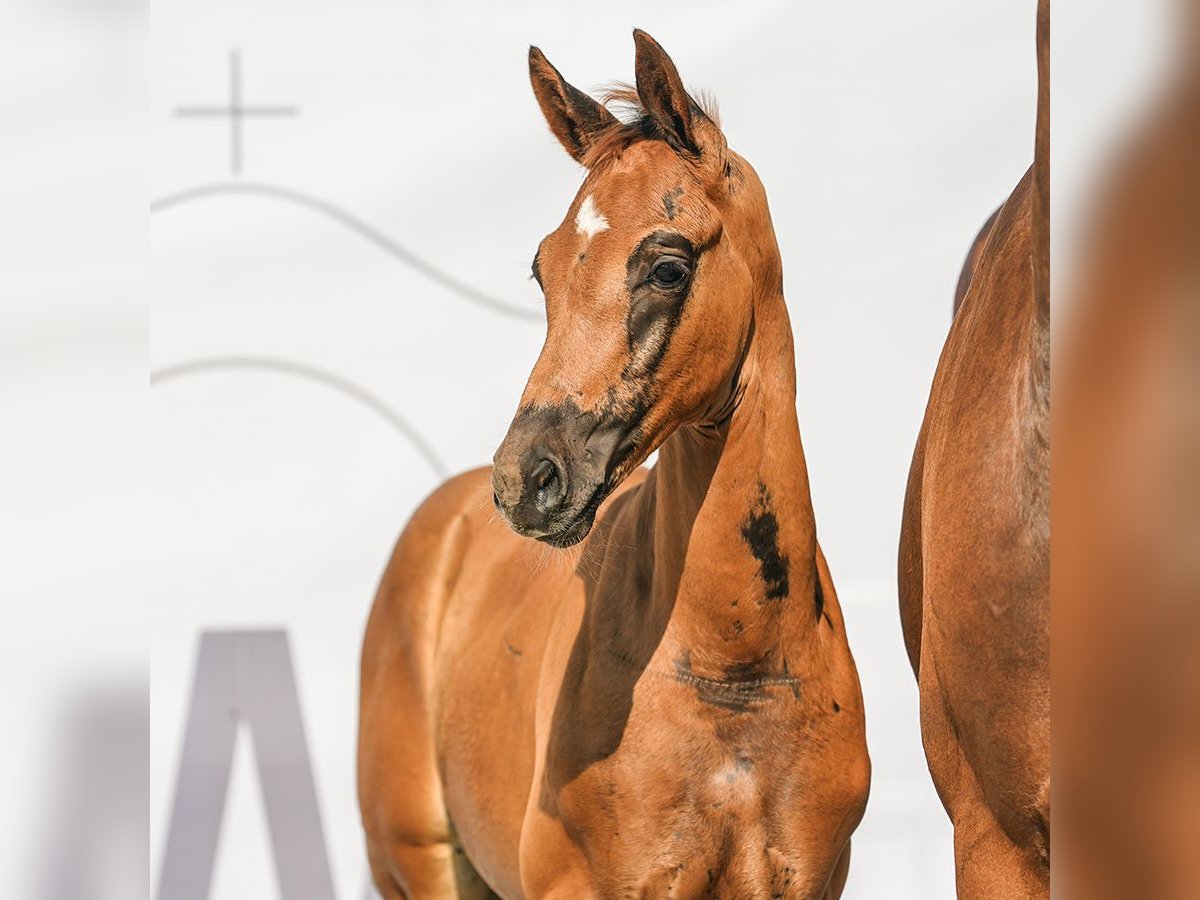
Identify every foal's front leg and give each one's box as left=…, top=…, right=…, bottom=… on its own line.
left=367, top=842, right=500, bottom=899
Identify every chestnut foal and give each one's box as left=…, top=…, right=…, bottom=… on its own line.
left=898, top=2, right=1049, bottom=896
left=360, top=32, right=869, bottom=899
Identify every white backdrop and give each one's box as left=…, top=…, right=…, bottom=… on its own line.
left=150, top=2, right=1036, bottom=897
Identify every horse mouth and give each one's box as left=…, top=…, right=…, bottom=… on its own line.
left=537, top=424, right=646, bottom=548
left=535, top=480, right=610, bottom=549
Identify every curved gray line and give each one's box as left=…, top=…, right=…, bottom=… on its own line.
left=151, top=182, right=543, bottom=323
left=151, top=355, right=448, bottom=479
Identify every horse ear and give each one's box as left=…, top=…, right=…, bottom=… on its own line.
left=529, top=46, right=617, bottom=164
left=632, top=29, right=700, bottom=156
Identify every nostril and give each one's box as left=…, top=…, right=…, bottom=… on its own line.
left=492, top=490, right=501, bottom=509
left=530, top=459, right=556, bottom=491
left=529, top=457, right=565, bottom=515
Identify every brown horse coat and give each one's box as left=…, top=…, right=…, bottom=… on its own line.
left=898, top=2, right=1050, bottom=896
left=359, top=31, right=869, bottom=900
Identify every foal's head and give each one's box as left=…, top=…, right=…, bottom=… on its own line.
left=493, top=30, right=781, bottom=548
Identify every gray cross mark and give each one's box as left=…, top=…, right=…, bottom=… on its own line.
left=174, top=49, right=298, bottom=175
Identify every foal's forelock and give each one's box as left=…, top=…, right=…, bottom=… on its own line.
left=575, top=86, right=726, bottom=172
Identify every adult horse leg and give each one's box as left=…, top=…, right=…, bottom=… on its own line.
left=919, top=651, right=1048, bottom=900
left=950, top=804, right=1046, bottom=900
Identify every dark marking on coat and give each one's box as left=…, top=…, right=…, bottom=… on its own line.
left=531, top=249, right=543, bottom=287
left=781, top=657, right=802, bottom=700
left=623, top=230, right=697, bottom=382
left=505, top=642, right=524, bottom=657
left=662, top=185, right=684, bottom=220
left=740, top=483, right=791, bottom=601
left=724, top=657, right=767, bottom=682
left=672, top=651, right=801, bottom=713
left=814, top=573, right=826, bottom=621
left=502, top=395, right=646, bottom=546
left=771, top=863, right=797, bottom=899
left=723, top=157, right=746, bottom=195
left=832, top=700, right=841, bottom=713
left=1033, top=804, right=1050, bottom=868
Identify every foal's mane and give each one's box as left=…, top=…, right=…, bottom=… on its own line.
left=580, top=84, right=724, bottom=171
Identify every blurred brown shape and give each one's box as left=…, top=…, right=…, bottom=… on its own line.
left=1056, top=2, right=1200, bottom=895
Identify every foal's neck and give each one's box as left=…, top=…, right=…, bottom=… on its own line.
left=648, top=292, right=822, bottom=676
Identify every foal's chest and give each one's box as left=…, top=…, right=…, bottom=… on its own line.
left=541, top=670, right=837, bottom=896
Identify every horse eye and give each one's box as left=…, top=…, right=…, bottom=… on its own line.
left=649, top=260, right=688, bottom=287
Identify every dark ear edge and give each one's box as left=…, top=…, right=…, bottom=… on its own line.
left=632, top=29, right=701, bottom=156
left=529, top=46, right=618, bottom=163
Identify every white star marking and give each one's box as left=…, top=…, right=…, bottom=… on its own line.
left=575, top=194, right=609, bottom=239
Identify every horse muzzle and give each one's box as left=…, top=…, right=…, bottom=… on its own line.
left=491, top=400, right=633, bottom=548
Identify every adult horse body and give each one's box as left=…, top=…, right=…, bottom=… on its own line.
left=898, top=2, right=1049, bottom=896
left=359, top=32, right=869, bottom=899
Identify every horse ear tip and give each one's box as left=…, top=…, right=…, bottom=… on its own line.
left=529, top=45, right=555, bottom=80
